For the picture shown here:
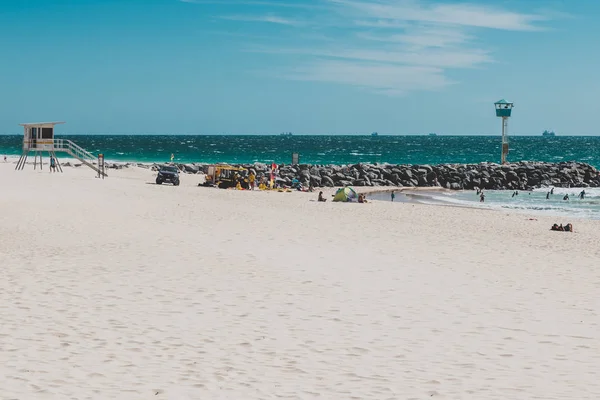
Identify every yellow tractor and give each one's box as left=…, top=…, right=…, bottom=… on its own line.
left=202, top=164, right=248, bottom=189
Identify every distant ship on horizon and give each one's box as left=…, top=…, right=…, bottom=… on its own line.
left=542, top=130, right=556, bottom=137
left=428, top=133, right=437, bottom=137
left=371, top=132, right=378, bottom=136
left=280, top=132, right=293, bottom=136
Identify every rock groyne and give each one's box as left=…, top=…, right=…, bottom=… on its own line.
left=104, top=161, right=600, bottom=190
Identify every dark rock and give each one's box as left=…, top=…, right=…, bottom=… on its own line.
left=322, top=176, right=335, bottom=187
left=310, top=175, right=322, bottom=186
left=299, top=170, right=311, bottom=180
left=183, top=164, right=199, bottom=174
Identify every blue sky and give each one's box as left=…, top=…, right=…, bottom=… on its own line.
left=0, top=0, right=597, bottom=135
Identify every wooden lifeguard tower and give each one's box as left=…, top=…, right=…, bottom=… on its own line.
left=15, top=121, right=107, bottom=177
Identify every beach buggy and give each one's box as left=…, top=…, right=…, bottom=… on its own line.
left=201, top=164, right=248, bottom=189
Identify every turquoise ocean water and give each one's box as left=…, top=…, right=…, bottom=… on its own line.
left=2, top=134, right=600, bottom=219
left=1, top=134, right=599, bottom=166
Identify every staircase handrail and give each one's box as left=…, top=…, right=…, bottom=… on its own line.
left=66, top=140, right=96, bottom=161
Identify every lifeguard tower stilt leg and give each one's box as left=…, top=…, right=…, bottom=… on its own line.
left=15, top=152, right=28, bottom=170
left=51, top=151, right=63, bottom=172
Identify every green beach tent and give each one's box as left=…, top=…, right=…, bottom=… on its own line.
left=332, top=186, right=358, bottom=202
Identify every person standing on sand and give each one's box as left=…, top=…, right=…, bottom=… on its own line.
left=391, top=191, right=395, bottom=202
left=249, top=171, right=256, bottom=190
left=50, top=156, right=56, bottom=173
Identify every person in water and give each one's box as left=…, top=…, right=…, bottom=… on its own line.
left=550, top=187, right=554, bottom=195
left=546, top=192, right=550, bottom=199
left=480, top=192, right=485, bottom=202
left=563, top=194, right=569, bottom=201
left=579, top=190, right=586, bottom=199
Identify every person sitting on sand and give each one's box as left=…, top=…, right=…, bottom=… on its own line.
left=258, top=181, right=267, bottom=190
left=318, top=191, right=326, bottom=202
left=551, top=224, right=560, bottom=231
left=358, top=194, right=368, bottom=203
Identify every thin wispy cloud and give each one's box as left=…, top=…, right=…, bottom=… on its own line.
left=183, top=0, right=558, bottom=95
left=180, top=0, right=322, bottom=9
left=220, top=14, right=303, bottom=26
left=246, top=46, right=491, bottom=68
left=286, top=61, right=452, bottom=95
left=356, top=26, right=472, bottom=49
left=330, top=0, right=547, bottom=31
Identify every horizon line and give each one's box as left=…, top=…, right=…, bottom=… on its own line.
left=0, top=133, right=597, bottom=137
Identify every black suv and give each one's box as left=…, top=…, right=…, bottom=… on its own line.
left=156, top=165, right=180, bottom=186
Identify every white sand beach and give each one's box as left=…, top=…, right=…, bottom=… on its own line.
left=1, top=162, right=600, bottom=399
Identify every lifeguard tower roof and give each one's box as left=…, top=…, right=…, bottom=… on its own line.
left=19, top=121, right=65, bottom=127
left=494, top=99, right=512, bottom=105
